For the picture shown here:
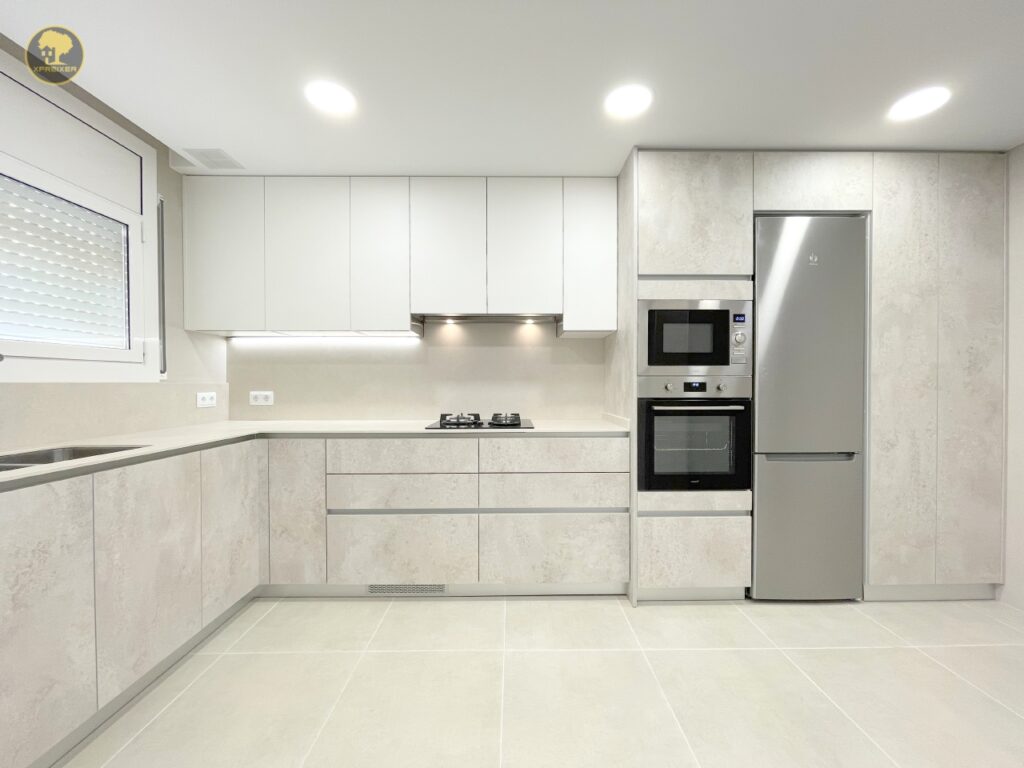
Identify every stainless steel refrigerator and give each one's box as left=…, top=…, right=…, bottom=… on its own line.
left=751, top=215, right=867, bottom=600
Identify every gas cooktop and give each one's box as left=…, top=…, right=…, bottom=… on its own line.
left=425, top=413, right=535, bottom=430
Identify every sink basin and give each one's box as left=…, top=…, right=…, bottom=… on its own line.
left=0, top=445, right=146, bottom=467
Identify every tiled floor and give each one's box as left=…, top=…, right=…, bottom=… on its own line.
left=58, top=597, right=1024, bottom=768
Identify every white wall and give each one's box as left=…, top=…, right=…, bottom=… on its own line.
left=1004, top=143, right=1024, bottom=608
left=227, top=323, right=605, bottom=420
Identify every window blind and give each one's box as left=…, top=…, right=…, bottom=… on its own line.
left=0, top=172, right=129, bottom=350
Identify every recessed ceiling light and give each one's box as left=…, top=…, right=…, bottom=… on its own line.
left=304, top=79, right=357, bottom=116
left=603, top=84, right=652, bottom=120
left=887, top=86, right=951, bottom=122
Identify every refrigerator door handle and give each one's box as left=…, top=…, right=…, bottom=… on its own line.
left=652, top=405, right=746, bottom=412
left=762, top=452, right=857, bottom=462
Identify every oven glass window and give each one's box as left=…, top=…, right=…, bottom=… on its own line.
left=653, top=414, right=736, bottom=475
left=662, top=322, right=714, bottom=354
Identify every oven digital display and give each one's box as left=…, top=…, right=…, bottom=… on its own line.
left=684, top=382, right=707, bottom=392
left=733, top=314, right=747, bottom=323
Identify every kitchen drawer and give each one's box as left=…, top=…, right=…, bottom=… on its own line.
left=639, top=516, right=751, bottom=589
left=479, top=437, right=628, bottom=473
left=327, top=513, right=478, bottom=584
left=327, top=437, right=478, bottom=474
left=478, top=472, right=629, bottom=509
left=638, top=490, right=752, bottom=515
left=479, top=512, right=628, bottom=584
left=327, top=473, right=477, bottom=510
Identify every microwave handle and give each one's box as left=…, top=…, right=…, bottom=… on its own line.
left=652, top=405, right=745, bottom=412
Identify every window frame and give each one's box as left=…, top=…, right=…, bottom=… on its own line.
left=0, top=153, right=145, bottom=364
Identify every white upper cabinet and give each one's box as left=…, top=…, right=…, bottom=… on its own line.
left=754, top=152, right=872, bottom=211
left=562, top=177, right=617, bottom=335
left=486, top=177, right=564, bottom=314
left=184, top=176, right=265, bottom=331
left=265, top=177, right=351, bottom=331
left=351, top=177, right=411, bottom=331
left=410, top=177, right=487, bottom=314
left=638, top=151, right=753, bottom=276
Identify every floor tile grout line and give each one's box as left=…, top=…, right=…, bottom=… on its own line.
left=97, top=653, right=226, bottom=768
left=961, top=600, right=1024, bottom=635
left=851, top=604, right=916, bottom=646
left=915, top=645, right=1024, bottom=721
left=734, top=604, right=904, bottom=768
left=616, top=600, right=704, bottom=768
left=297, top=599, right=394, bottom=768
left=498, top=599, right=506, bottom=768
left=221, top=599, right=281, bottom=653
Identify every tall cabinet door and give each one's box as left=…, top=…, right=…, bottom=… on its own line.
left=562, top=177, right=617, bottom=335
left=935, top=154, right=1006, bottom=584
left=486, top=177, right=563, bottom=314
left=351, top=177, right=411, bottom=331
left=265, top=177, right=351, bottom=330
left=410, top=177, right=487, bottom=314
left=184, top=176, right=265, bottom=331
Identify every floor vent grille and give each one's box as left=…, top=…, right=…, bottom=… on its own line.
left=368, top=584, right=447, bottom=595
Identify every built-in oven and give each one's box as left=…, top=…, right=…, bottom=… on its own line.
left=639, top=299, right=752, bottom=376
left=637, top=376, right=752, bottom=491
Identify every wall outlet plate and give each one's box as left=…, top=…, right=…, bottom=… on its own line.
left=196, top=391, right=217, bottom=408
left=249, top=390, right=274, bottom=406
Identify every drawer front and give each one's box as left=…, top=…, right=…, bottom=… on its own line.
left=479, top=512, right=628, bottom=584
left=327, top=473, right=477, bottom=510
left=479, top=473, right=629, bottom=509
left=638, top=490, right=752, bottom=514
left=327, top=514, right=478, bottom=584
left=326, top=437, right=478, bottom=474
left=639, top=516, right=751, bottom=589
left=479, top=437, right=628, bottom=473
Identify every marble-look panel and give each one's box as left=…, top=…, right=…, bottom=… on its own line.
left=639, top=516, right=751, bottom=589
left=269, top=439, right=326, bottom=584
left=478, top=437, right=628, bottom=473
left=478, top=472, right=628, bottom=509
left=327, top=473, right=478, bottom=510
left=753, top=152, right=873, bottom=211
left=326, top=437, right=478, bottom=474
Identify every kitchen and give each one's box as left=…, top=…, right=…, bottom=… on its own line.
left=2, top=2, right=1024, bottom=767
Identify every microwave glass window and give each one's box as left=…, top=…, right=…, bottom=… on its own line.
left=653, top=414, right=736, bottom=475
left=662, top=322, right=714, bottom=354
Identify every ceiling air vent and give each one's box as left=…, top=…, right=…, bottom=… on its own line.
left=169, top=150, right=198, bottom=172
left=181, top=148, right=244, bottom=170
left=367, top=584, right=446, bottom=595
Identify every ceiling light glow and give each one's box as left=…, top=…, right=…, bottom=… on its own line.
left=603, top=84, right=652, bottom=120
left=887, top=86, right=951, bottom=122
left=304, top=79, right=357, bottom=116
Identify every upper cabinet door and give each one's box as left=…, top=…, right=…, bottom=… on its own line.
left=265, top=177, right=351, bottom=331
left=562, top=177, right=616, bottom=335
left=410, top=177, right=487, bottom=314
left=351, top=177, right=411, bottom=331
left=184, top=176, right=265, bottom=330
left=638, top=151, right=753, bottom=276
left=486, top=177, right=563, bottom=314
left=753, top=152, right=872, bottom=211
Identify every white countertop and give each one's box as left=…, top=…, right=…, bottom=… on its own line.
left=0, top=418, right=629, bottom=490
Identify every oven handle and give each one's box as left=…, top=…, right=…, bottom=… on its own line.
left=652, top=405, right=746, bottom=412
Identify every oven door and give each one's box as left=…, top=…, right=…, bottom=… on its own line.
left=638, top=398, right=752, bottom=491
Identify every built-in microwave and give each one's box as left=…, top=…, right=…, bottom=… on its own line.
left=639, top=299, right=752, bottom=376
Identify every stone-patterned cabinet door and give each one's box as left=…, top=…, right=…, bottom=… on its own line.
left=269, top=439, right=327, bottom=584
left=94, top=454, right=202, bottom=707
left=0, top=476, right=96, bottom=768
left=638, top=151, right=753, bottom=276
left=200, top=440, right=268, bottom=625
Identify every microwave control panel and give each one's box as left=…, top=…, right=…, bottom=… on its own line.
left=731, top=312, right=750, bottom=364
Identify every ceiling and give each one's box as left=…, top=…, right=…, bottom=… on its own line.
left=3, top=0, right=1024, bottom=175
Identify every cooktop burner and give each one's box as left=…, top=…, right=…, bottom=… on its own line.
left=426, top=412, right=535, bottom=430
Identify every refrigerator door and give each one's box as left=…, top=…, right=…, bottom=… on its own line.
left=751, top=453, right=864, bottom=600
left=754, top=216, right=866, bottom=453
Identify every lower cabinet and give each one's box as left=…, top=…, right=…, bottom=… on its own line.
left=93, top=454, right=202, bottom=706
left=200, top=440, right=268, bottom=624
left=327, top=513, right=478, bottom=584
left=269, top=439, right=327, bottom=584
left=638, top=516, right=751, bottom=590
left=479, top=512, right=629, bottom=584
left=1, top=477, right=96, bottom=768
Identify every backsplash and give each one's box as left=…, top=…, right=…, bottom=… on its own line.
left=227, top=322, right=606, bottom=420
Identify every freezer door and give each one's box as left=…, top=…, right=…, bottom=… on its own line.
left=751, top=453, right=863, bottom=600
left=754, top=216, right=866, bottom=453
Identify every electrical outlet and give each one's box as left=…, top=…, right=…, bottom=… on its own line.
left=249, top=390, right=275, bottom=406
left=196, top=391, right=217, bottom=408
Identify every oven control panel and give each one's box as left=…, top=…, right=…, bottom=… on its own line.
left=638, top=375, right=752, bottom=399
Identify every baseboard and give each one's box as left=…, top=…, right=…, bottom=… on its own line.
left=637, top=586, right=746, bottom=602
left=42, top=588, right=261, bottom=768
left=862, top=583, right=997, bottom=601
left=258, top=582, right=629, bottom=598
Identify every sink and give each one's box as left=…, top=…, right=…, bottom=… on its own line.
left=0, top=445, right=146, bottom=467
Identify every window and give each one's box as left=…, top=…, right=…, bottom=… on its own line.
left=0, top=158, right=144, bottom=365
